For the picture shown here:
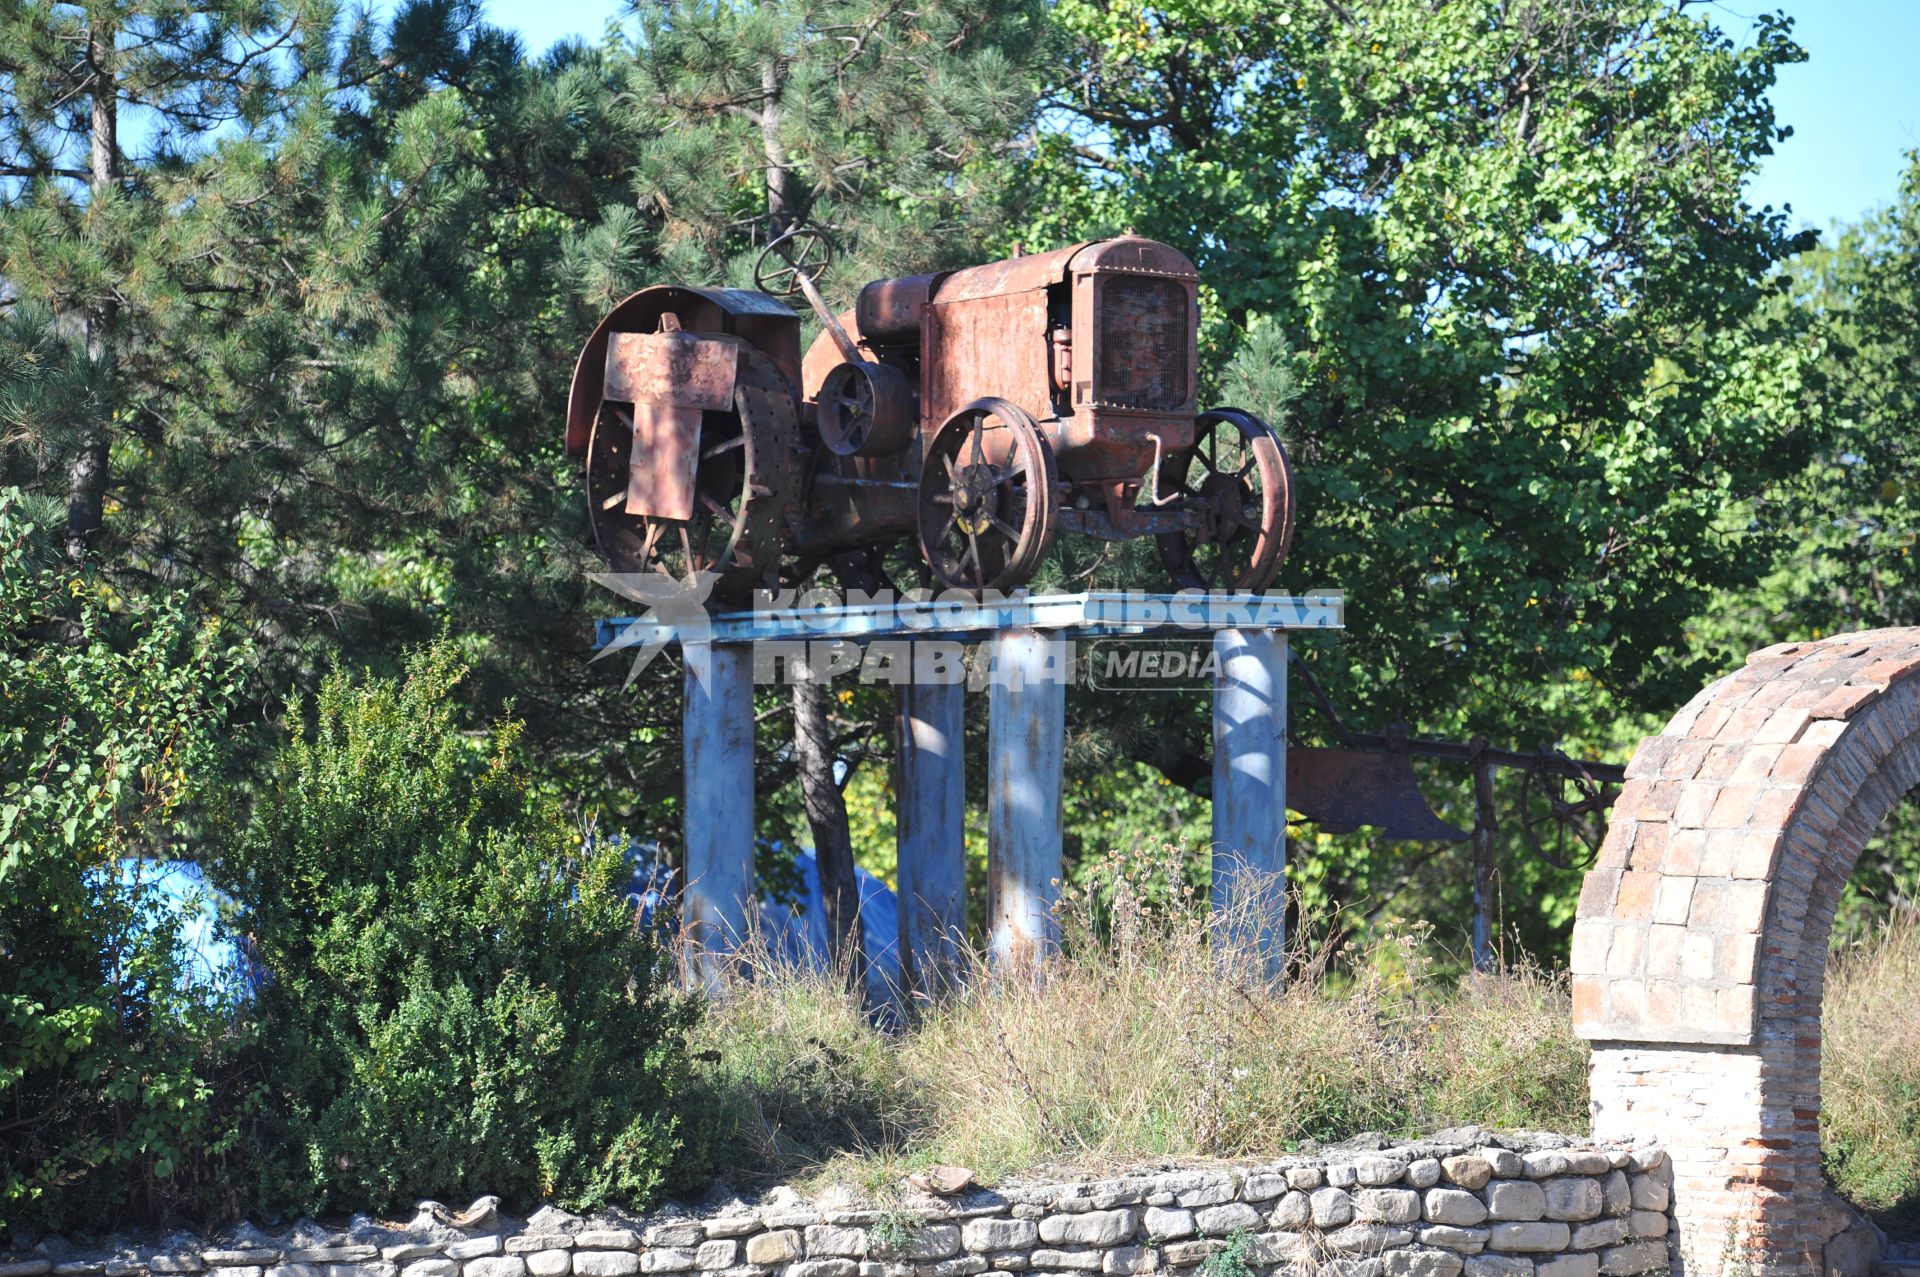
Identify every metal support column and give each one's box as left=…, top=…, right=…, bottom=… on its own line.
left=896, top=679, right=968, bottom=999
left=986, top=629, right=1066, bottom=974
left=682, top=643, right=755, bottom=992
left=1211, top=628, right=1288, bottom=977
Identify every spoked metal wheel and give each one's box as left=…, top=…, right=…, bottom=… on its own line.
left=584, top=339, right=802, bottom=601
left=915, top=397, right=1058, bottom=592
left=1156, top=407, right=1295, bottom=591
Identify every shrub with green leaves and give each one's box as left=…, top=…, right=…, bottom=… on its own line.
left=0, top=489, right=248, bottom=1235
left=222, top=642, right=695, bottom=1216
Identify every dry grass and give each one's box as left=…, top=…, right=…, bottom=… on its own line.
left=671, top=850, right=1590, bottom=1192
left=1823, top=910, right=1920, bottom=1231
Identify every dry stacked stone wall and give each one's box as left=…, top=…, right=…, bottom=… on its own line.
left=0, top=1135, right=1674, bottom=1277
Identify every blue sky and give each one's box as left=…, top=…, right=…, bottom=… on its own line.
left=484, top=0, right=1918, bottom=234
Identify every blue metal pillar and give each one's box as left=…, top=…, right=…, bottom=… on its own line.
left=986, top=629, right=1066, bottom=974
left=896, top=678, right=968, bottom=999
left=682, top=642, right=755, bottom=992
left=1211, top=628, right=1288, bottom=977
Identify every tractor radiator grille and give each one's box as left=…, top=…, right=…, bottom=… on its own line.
left=1096, top=274, right=1189, bottom=411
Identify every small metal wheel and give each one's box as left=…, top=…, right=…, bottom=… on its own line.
left=1157, top=407, right=1295, bottom=591
left=916, top=397, right=1058, bottom=592
left=1518, top=751, right=1614, bottom=872
left=584, top=339, right=800, bottom=601
left=753, top=227, right=835, bottom=299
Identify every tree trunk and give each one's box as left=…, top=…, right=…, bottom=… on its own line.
left=793, top=674, right=866, bottom=997
left=760, top=53, right=800, bottom=237
left=758, top=40, right=863, bottom=996
left=67, top=19, right=116, bottom=561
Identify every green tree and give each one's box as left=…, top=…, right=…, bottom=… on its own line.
left=1702, top=152, right=1920, bottom=944
left=220, top=641, right=695, bottom=1216
left=1002, top=0, right=1824, bottom=954
left=0, top=487, right=248, bottom=1233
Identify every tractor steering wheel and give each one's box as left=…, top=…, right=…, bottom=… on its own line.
left=753, top=227, right=836, bottom=299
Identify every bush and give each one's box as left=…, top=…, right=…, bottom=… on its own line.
left=0, top=490, right=249, bottom=1235
left=222, top=641, right=695, bottom=1217
left=1823, top=912, right=1920, bottom=1233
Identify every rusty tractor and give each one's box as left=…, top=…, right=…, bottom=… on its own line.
left=565, top=230, right=1296, bottom=599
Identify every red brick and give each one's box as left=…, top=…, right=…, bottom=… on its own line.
left=1860, top=654, right=1920, bottom=686
left=1754, top=707, right=1812, bottom=744
left=1707, top=784, right=1763, bottom=829
left=1664, top=827, right=1707, bottom=876
left=1615, top=871, right=1659, bottom=920
left=1674, top=782, right=1720, bottom=828
left=1607, top=926, right=1645, bottom=976
left=1697, top=743, right=1743, bottom=781
left=1630, top=821, right=1668, bottom=871
left=1747, top=787, right=1799, bottom=833
left=1690, top=703, right=1734, bottom=740
left=1667, top=737, right=1713, bottom=779
left=1642, top=980, right=1684, bottom=1034
left=1594, top=817, right=1634, bottom=870
left=1624, top=735, right=1676, bottom=780
left=1571, top=974, right=1605, bottom=1028
left=1700, top=830, right=1739, bottom=877
left=1804, top=683, right=1880, bottom=720
left=1637, top=780, right=1684, bottom=821
left=1719, top=932, right=1761, bottom=982
left=1720, top=703, right=1775, bottom=741
left=1732, top=829, right=1780, bottom=879
left=1653, top=879, right=1695, bottom=926
left=1770, top=743, right=1825, bottom=786
left=1715, top=985, right=1758, bottom=1036
left=1729, top=743, right=1785, bottom=783
left=1609, top=978, right=1647, bottom=1026
left=1647, top=923, right=1686, bottom=975
left=1571, top=918, right=1610, bottom=972
left=1725, top=880, right=1769, bottom=931
left=1577, top=867, right=1621, bottom=917
left=1746, top=641, right=1806, bottom=665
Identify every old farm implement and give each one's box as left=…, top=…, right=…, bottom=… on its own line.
left=565, top=230, right=1296, bottom=598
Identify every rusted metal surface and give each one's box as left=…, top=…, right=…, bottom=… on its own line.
left=566, top=285, right=799, bottom=456
left=857, top=273, right=942, bottom=344
left=922, top=289, right=1053, bottom=437
left=934, top=241, right=1090, bottom=304
left=604, top=330, right=739, bottom=410
left=586, top=338, right=806, bottom=599
left=1212, top=629, right=1288, bottom=977
left=572, top=233, right=1294, bottom=594
left=1068, top=237, right=1200, bottom=281
left=623, top=402, right=702, bottom=520
left=817, top=358, right=916, bottom=457
left=1285, top=747, right=1469, bottom=842
left=985, top=629, right=1066, bottom=977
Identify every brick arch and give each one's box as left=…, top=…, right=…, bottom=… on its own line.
left=1571, top=628, right=1920, bottom=1275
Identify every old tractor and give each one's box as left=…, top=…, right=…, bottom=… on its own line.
left=565, top=230, right=1295, bottom=599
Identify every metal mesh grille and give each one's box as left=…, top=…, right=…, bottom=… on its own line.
left=1097, top=275, right=1189, bottom=411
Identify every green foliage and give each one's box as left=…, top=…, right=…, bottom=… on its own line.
left=220, top=642, right=696, bottom=1216
left=1197, top=1230, right=1255, bottom=1277
left=0, top=489, right=248, bottom=1234
left=1004, top=0, right=1828, bottom=959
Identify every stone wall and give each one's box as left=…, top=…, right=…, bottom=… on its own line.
left=0, top=1134, right=1675, bottom=1277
